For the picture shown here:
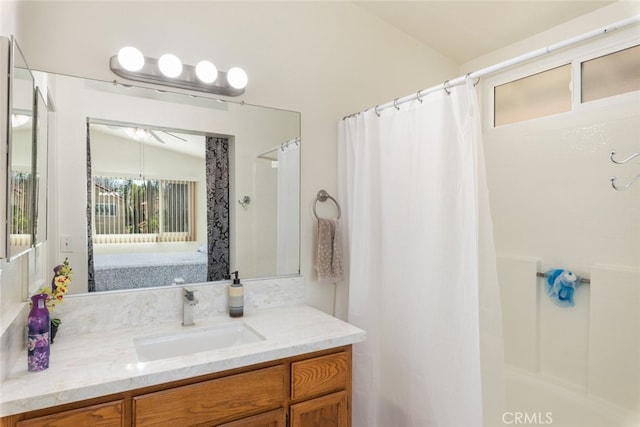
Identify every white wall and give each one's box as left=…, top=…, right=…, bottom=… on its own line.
left=12, top=1, right=458, bottom=314
left=0, top=1, right=17, bottom=36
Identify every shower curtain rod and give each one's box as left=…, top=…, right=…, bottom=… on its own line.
left=256, top=137, right=300, bottom=160
left=343, top=15, right=640, bottom=119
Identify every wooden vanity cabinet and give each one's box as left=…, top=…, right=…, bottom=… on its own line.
left=290, top=351, right=351, bottom=427
left=1, top=345, right=352, bottom=427
left=217, top=408, right=286, bottom=427
left=290, top=391, right=349, bottom=427
left=133, top=365, right=286, bottom=426
left=10, top=400, right=124, bottom=427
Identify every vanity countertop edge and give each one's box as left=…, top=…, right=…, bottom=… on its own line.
left=0, top=304, right=366, bottom=417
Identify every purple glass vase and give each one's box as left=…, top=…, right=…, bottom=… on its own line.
left=28, top=293, right=50, bottom=372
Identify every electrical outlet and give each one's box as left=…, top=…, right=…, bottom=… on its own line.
left=60, top=235, right=73, bottom=252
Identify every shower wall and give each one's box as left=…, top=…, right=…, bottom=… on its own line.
left=482, top=66, right=639, bottom=415
left=464, top=6, right=640, bottom=418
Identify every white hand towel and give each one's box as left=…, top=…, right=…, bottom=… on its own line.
left=315, top=218, right=344, bottom=283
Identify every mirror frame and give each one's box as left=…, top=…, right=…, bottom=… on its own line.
left=1, top=36, right=49, bottom=261
left=0, top=36, right=8, bottom=260
left=33, top=86, right=48, bottom=247
left=6, top=36, right=37, bottom=261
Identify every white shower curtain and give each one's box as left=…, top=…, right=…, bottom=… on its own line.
left=338, top=79, right=504, bottom=427
left=276, top=142, right=300, bottom=275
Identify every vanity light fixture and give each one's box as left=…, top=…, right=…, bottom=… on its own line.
left=110, top=46, right=247, bottom=96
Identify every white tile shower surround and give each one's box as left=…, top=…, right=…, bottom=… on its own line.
left=0, top=276, right=366, bottom=416
left=588, top=265, right=640, bottom=411
left=497, top=255, right=640, bottom=414
left=497, top=255, right=539, bottom=372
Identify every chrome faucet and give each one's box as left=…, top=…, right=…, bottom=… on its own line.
left=182, top=288, right=199, bottom=326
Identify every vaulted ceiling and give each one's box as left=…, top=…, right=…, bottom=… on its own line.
left=355, top=1, right=617, bottom=64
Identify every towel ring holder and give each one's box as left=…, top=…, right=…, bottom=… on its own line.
left=313, top=189, right=341, bottom=220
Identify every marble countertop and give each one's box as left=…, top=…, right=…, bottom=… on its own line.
left=0, top=304, right=365, bottom=417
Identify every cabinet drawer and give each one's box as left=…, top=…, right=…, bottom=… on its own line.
left=16, top=400, right=124, bottom=427
left=134, top=365, right=286, bottom=427
left=291, top=351, right=349, bottom=400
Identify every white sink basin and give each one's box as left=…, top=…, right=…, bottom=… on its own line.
left=134, top=323, right=265, bottom=362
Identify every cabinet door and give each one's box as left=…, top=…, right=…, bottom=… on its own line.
left=15, top=400, right=123, bottom=427
left=290, top=391, right=349, bottom=427
left=216, top=408, right=286, bottom=427
left=134, top=365, right=285, bottom=426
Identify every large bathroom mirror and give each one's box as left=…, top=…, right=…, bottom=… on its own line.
left=45, top=72, right=300, bottom=293
left=7, top=38, right=36, bottom=260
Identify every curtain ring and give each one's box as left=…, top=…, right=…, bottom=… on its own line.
left=466, top=72, right=480, bottom=86
left=393, top=98, right=400, bottom=110
left=416, top=90, right=423, bottom=103
left=375, top=105, right=381, bottom=117
left=443, top=80, right=451, bottom=95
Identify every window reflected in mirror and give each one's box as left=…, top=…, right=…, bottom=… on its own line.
left=8, top=38, right=35, bottom=259
left=88, top=122, right=211, bottom=291
left=93, top=177, right=196, bottom=242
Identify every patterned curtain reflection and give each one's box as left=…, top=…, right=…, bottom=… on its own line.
left=86, top=122, right=96, bottom=292
left=206, top=136, right=230, bottom=281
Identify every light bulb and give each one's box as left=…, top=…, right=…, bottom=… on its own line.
left=158, top=53, right=183, bottom=78
left=11, top=114, right=30, bottom=128
left=134, top=128, right=147, bottom=140
left=227, top=67, right=248, bottom=89
left=195, top=60, right=218, bottom=84
left=117, top=46, right=144, bottom=72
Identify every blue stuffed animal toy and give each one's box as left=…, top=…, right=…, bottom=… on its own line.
left=545, top=269, right=580, bottom=307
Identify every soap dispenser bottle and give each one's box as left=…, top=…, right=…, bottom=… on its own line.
left=229, top=271, right=244, bottom=318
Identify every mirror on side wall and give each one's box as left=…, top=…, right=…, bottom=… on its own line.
left=47, top=72, right=300, bottom=294
left=34, top=87, right=49, bottom=246
left=7, top=38, right=36, bottom=260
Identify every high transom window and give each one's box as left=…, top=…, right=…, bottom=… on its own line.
left=581, top=44, right=640, bottom=103
left=494, top=64, right=572, bottom=127
left=491, top=42, right=639, bottom=127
